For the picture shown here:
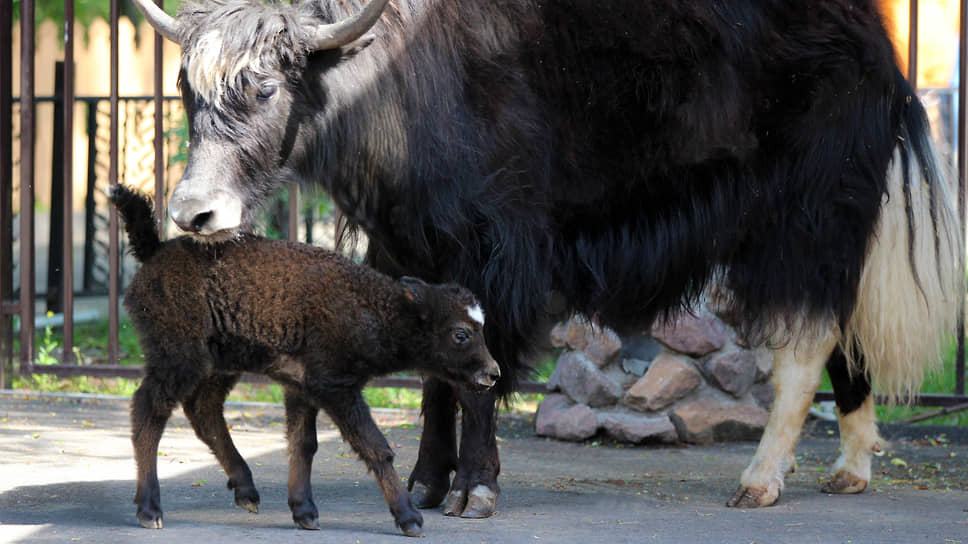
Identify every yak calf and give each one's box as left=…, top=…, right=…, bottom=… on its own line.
left=111, top=185, right=500, bottom=536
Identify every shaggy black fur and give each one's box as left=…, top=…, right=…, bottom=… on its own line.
left=155, top=0, right=954, bottom=518
left=111, top=185, right=499, bottom=535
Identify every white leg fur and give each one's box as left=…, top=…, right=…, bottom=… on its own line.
left=727, top=325, right=838, bottom=508
left=821, top=396, right=884, bottom=494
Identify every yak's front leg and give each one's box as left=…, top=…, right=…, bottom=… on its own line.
left=408, top=377, right=458, bottom=508
left=283, top=391, right=321, bottom=530
left=321, top=389, right=424, bottom=537
left=182, top=373, right=260, bottom=513
left=442, top=389, right=500, bottom=518
left=727, top=324, right=838, bottom=508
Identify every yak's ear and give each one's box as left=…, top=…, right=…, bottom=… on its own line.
left=399, top=276, right=428, bottom=305
left=340, top=34, right=376, bottom=59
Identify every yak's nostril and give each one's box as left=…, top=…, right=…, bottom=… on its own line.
left=190, top=211, right=213, bottom=233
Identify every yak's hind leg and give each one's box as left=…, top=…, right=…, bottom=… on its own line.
left=441, top=389, right=500, bottom=518
left=821, top=348, right=883, bottom=494
left=408, top=377, right=458, bottom=508
left=181, top=373, right=260, bottom=513
left=728, top=323, right=838, bottom=508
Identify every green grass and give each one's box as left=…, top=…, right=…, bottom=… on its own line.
left=7, top=317, right=542, bottom=415
left=7, top=317, right=965, bottom=424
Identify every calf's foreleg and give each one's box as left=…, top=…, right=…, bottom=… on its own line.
left=321, top=389, right=424, bottom=537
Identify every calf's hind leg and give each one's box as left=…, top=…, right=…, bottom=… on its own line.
left=728, top=324, right=838, bottom=508
left=283, top=390, right=322, bottom=530
left=320, top=389, right=424, bottom=537
left=821, top=347, right=883, bottom=494
left=181, top=373, right=260, bottom=513
left=130, top=376, right=180, bottom=529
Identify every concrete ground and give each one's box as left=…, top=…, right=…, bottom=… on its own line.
left=0, top=392, right=966, bottom=544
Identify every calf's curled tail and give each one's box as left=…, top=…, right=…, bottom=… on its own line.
left=108, top=184, right=162, bottom=263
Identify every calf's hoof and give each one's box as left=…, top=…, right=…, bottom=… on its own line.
left=398, top=518, right=424, bottom=537
left=820, top=471, right=868, bottom=494
left=726, top=482, right=780, bottom=508
left=442, top=484, right=498, bottom=518
left=233, top=489, right=260, bottom=514
left=229, top=479, right=260, bottom=513
left=409, top=480, right=447, bottom=509
left=137, top=511, right=163, bottom=530
left=290, top=499, right=320, bottom=530
left=293, top=514, right=320, bottom=531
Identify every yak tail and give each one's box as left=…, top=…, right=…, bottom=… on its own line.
left=108, top=184, right=162, bottom=263
left=843, top=84, right=963, bottom=403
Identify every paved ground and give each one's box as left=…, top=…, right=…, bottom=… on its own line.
left=0, top=392, right=966, bottom=544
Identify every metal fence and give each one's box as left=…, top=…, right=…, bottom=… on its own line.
left=0, top=1, right=965, bottom=403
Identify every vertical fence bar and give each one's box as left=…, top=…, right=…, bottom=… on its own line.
left=958, top=0, right=968, bottom=397
left=288, top=183, right=299, bottom=242
left=19, top=0, right=36, bottom=370
left=62, top=0, right=75, bottom=363
left=153, top=0, right=166, bottom=233
left=0, top=0, right=14, bottom=386
left=108, top=0, right=120, bottom=366
left=908, top=0, right=919, bottom=88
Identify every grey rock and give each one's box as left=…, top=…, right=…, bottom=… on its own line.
left=669, top=400, right=769, bottom=444
left=599, top=412, right=678, bottom=444
left=705, top=349, right=758, bottom=397
left=624, top=353, right=702, bottom=411
left=550, top=351, right=624, bottom=408
left=535, top=396, right=599, bottom=441
left=651, top=312, right=728, bottom=356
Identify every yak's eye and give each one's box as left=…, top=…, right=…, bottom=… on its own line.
left=256, top=83, right=277, bottom=102
left=452, top=329, right=470, bottom=345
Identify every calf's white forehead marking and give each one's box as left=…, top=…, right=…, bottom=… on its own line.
left=466, top=304, right=485, bottom=326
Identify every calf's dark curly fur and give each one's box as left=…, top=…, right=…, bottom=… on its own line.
left=111, top=185, right=499, bottom=536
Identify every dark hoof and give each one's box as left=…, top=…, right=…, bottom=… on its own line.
left=461, top=485, right=498, bottom=518
left=399, top=520, right=425, bottom=537
left=409, top=481, right=447, bottom=509
left=236, top=497, right=259, bottom=514
left=294, top=515, right=320, bottom=530
left=441, top=489, right=466, bottom=517
left=233, top=488, right=260, bottom=514
left=137, top=512, right=163, bottom=529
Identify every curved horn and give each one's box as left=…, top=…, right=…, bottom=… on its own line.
left=311, top=0, right=389, bottom=51
left=131, top=0, right=181, bottom=44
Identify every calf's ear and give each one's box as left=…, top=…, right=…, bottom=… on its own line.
left=399, top=276, right=428, bottom=305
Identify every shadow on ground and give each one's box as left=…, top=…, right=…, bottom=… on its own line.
left=1, top=393, right=965, bottom=543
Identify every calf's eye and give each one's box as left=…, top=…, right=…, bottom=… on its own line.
left=452, top=329, right=470, bottom=345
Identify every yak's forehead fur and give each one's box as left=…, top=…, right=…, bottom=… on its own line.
left=176, top=0, right=318, bottom=108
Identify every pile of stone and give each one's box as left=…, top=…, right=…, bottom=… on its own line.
left=536, top=304, right=775, bottom=445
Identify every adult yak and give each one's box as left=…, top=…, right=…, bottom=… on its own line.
left=133, top=0, right=960, bottom=523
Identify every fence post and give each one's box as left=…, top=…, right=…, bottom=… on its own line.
left=0, top=0, right=13, bottom=387
left=19, top=0, right=37, bottom=372
left=47, top=62, right=65, bottom=314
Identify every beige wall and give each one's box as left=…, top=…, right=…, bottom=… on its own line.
left=12, top=17, right=182, bottom=211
